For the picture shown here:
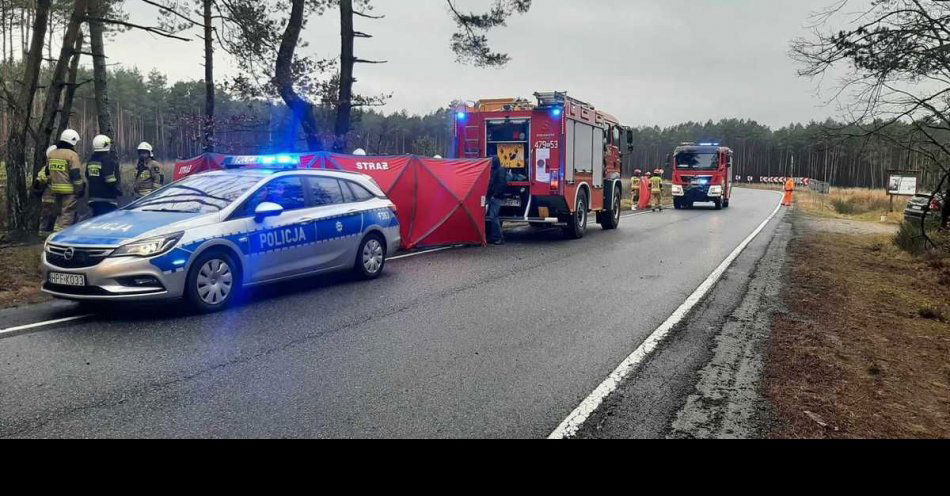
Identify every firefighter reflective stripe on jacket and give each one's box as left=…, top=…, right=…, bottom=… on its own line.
left=650, top=176, right=663, bottom=193
left=134, top=168, right=155, bottom=196
left=47, top=148, right=84, bottom=195
left=87, top=161, right=117, bottom=184
left=50, top=158, right=75, bottom=193
left=631, top=177, right=642, bottom=190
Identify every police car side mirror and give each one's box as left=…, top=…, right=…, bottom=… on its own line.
left=254, top=202, right=284, bottom=222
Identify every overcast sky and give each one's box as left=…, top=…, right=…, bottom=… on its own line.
left=110, top=0, right=862, bottom=128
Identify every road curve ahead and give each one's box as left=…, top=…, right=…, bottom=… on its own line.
left=0, top=188, right=783, bottom=438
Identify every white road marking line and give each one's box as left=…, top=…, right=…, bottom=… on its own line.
left=0, top=314, right=93, bottom=337
left=389, top=245, right=461, bottom=261
left=548, top=200, right=784, bottom=439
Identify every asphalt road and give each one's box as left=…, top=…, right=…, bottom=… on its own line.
left=0, top=188, right=783, bottom=438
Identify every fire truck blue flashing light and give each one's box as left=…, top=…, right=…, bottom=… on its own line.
left=456, top=112, right=467, bottom=121
left=551, top=107, right=563, bottom=118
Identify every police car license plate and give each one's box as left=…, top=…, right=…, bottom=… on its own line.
left=48, top=272, right=85, bottom=287
left=502, top=198, right=521, bottom=207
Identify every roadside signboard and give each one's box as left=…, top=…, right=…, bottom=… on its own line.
left=886, top=170, right=921, bottom=212
left=887, top=173, right=918, bottom=196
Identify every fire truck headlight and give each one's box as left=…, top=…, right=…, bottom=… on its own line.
left=708, top=185, right=723, bottom=197
left=672, top=185, right=684, bottom=197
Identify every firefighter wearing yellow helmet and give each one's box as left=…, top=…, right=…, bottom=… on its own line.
left=45, top=129, right=85, bottom=231
left=133, top=142, right=164, bottom=199
left=86, top=135, right=122, bottom=217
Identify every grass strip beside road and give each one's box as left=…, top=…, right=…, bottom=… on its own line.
left=766, top=214, right=950, bottom=438
left=0, top=243, right=48, bottom=309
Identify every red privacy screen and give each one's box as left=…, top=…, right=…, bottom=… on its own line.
left=174, top=153, right=491, bottom=250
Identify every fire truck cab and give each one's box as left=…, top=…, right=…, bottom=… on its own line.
left=454, top=91, right=629, bottom=239
left=670, top=142, right=734, bottom=210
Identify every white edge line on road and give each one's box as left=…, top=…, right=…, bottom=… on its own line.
left=0, top=314, right=92, bottom=337
left=548, top=200, right=784, bottom=439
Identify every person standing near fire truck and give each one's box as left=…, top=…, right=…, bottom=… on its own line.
left=783, top=177, right=796, bottom=206
left=487, top=156, right=507, bottom=245
left=650, top=169, right=664, bottom=212
left=630, top=169, right=642, bottom=210
left=640, top=171, right=652, bottom=210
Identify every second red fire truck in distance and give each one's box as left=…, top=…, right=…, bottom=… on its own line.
left=669, top=142, right=735, bottom=210
left=454, top=92, right=630, bottom=239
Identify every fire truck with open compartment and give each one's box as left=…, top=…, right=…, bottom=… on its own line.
left=453, top=92, right=630, bottom=239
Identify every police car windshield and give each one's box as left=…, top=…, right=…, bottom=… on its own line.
left=675, top=151, right=719, bottom=170
left=128, top=174, right=264, bottom=214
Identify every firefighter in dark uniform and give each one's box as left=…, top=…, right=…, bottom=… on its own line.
left=133, top=142, right=164, bottom=199
left=86, top=135, right=121, bottom=216
left=44, top=129, right=85, bottom=231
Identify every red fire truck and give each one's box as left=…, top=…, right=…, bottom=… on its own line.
left=669, top=142, right=734, bottom=210
left=454, top=92, right=629, bottom=238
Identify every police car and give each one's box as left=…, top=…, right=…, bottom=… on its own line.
left=41, top=166, right=401, bottom=312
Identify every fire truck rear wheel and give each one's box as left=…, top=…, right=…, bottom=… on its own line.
left=564, top=191, right=589, bottom=239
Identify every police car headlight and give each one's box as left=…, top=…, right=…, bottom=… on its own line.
left=111, top=232, right=183, bottom=258
left=672, top=185, right=684, bottom=196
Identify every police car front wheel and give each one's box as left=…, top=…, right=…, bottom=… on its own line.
left=186, top=251, right=240, bottom=312
left=355, top=234, right=386, bottom=280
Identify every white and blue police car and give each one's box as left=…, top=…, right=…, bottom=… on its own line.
left=42, top=161, right=401, bottom=312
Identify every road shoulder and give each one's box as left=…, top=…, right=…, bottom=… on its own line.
left=575, top=208, right=790, bottom=439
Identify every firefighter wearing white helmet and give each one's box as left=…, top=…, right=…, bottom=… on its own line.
left=44, top=129, right=84, bottom=231
left=85, top=135, right=122, bottom=217
left=133, top=141, right=164, bottom=199
left=352, top=148, right=367, bottom=156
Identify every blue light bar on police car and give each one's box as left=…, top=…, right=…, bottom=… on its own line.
left=224, top=155, right=301, bottom=169
left=698, top=142, right=720, bottom=146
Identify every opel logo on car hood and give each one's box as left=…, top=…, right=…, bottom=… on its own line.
left=63, top=247, right=75, bottom=261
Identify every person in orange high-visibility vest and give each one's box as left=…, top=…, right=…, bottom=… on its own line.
left=639, top=172, right=653, bottom=210
left=630, top=169, right=642, bottom=210
left=782, top=177, right=795, bottom=206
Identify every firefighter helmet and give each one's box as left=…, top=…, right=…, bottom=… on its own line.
left=60, top=129, right=80, bottom=146
left=92, top=135, right=112, bottom=152
left=352, top=148, right=367, bottom=156
left=634, top=169, right=642, bottom=176
left=137, top=142, right=154, bottom=154
left=45, top=145, right=57, bottom=157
